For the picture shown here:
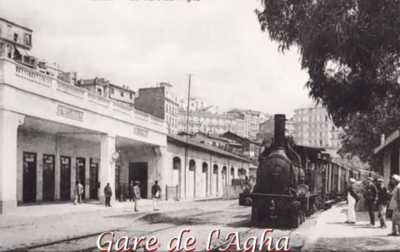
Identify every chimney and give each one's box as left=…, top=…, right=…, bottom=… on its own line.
left=274, top=114, right=286, bottom=148
left=380, top=134, right=385, bottom=146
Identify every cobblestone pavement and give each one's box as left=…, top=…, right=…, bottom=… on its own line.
left=302, top=202, right=400, bottom=252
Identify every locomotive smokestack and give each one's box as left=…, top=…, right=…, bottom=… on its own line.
left=274, top=114, right=286, bottom=148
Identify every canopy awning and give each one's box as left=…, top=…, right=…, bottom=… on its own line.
left=15, top=46, right=31, bottom=57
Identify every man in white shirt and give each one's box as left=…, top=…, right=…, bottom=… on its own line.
left=346, top=178, right=359, bottom=224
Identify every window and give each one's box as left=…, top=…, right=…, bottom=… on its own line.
left=110, top=87, right=114, bottom=95
left=120, top=91, right=124, bottom=97
left=13, top=33, right=18, bottom=42
left=24, top=33, right=31, bottom=46
left=97, top=88, right=102, bottom=96
left=129, top=92, right=133, bottom=99
left=6, top=44, right=12, bottom=58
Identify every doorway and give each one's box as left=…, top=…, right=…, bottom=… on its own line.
left=129, top=162, right=148, bottom=198
left=42, top=154, right=55, bottom=201
left=60, top=156, right=71, bottom=200
left=76, top=157, right=86, bottom=200
left=23, top=152, right=37, bottom=203
left=89, top=158, right=99, bottom=199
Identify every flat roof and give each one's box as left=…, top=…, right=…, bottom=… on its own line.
left=167, top=134, right=252, bottom=163
left=0, top=17, right=33, bottom=32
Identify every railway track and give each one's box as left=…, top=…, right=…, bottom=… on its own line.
left=5, top=208, right=237, bottom=252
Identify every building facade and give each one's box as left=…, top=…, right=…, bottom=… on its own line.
left=292, top=105, right=341, bottom=151
left=76, top=77, right=136, bottom=106
left=135, top=83, right=179, bottom=134
left=374, top=131, right=400, bottom=186
left=257, top=116, right=296, bottom=144
left=0, top=17, right=251, bottom=215
left=179, top=97, right=206, bottom=112
left=0, top=17, right=33, bottom=67
left=177, top=110, right=241, bottom=136
left=226, top=109, right=266, bottom=140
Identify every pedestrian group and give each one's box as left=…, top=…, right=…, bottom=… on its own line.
left=346, top=174, right=400, bottom=236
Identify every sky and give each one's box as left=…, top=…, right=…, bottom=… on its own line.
left=0, top=0, right=314, bottom=117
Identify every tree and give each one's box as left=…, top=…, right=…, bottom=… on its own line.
left=256, top=0, right=400, bottom=162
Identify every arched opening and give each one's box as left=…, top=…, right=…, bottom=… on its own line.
left=213, top=164, right=219, bottom=196
left=202, top=162, right=208, bottom=197
left=172, top=157, right=181, bottom=199
left=188, top=159, right=196, bottom=199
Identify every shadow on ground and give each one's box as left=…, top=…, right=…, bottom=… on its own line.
left=137, top=209, right=224, bottom=226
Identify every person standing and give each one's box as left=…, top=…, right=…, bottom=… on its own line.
left=133, top=181, right=141, bottom=212
left=78, top=181, right=84, bottom=204
left=363, top=177, right=378, bottom=226
left=128, top=180, right=134, bottom=202
left=376, top=178, right=390, bottom=228
left=389, top=175, right=400, bottom=236
left=346, top=178, right=359, bottom=224
left=104, top=183, right=112, bottom=207
left=151, top=180, right=161, bottom=211
left=74, top=181, right=80, bottom=205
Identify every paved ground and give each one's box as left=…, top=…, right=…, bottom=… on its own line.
left=302, top=202, right=400, bottom=252
left=1, top=200, right=400, bottom=251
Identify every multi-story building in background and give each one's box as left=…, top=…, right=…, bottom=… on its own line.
left=177, top=110, right=241, bottom=136
left=179, top=97, right=206, bottom=112
left=0, top=17, right=34, bottom=67
left=257, top=116, right=295, bottom=145
left=292, top=105, right=341, bottom=152
left=134, top=82, right=179, bottom=134
left=226, top=109, right=268, bottom=140
left=76, top=77, right=136, bottom=106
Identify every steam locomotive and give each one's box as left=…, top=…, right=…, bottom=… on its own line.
left=248, top=114, right=361, bottom=228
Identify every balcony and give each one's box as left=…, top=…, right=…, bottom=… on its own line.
left=0, top=58, right=166, bottom=133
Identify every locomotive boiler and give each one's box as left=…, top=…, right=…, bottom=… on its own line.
left=251, top=114, right=315, bottom=228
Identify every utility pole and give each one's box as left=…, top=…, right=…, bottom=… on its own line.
left=183, top=74, right=192, bottom=201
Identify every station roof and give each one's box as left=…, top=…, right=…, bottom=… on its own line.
left=374, top=129, right=400, bottom=155
left=167, top=134, right=252, bottom=163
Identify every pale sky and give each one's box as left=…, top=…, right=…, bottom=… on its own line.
left=0, top=0, right=314, bottom=117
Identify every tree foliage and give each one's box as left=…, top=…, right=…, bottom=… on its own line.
left=256, top=0, right=400, bottom=162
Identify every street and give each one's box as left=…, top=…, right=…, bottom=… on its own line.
left=1, top=199, right=400, bottom=251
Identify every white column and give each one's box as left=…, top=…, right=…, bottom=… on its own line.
left=157, top=146, right=169, bottom=201
left=54, top=135, right=61, bottom=200
left=0, top=110, right=24, bottom=214
left=99, top=134, right=116, bottom=204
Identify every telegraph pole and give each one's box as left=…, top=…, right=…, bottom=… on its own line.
left=183, top=74, right=192, bottom=200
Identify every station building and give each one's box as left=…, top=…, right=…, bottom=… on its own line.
left=374, top=131, right=400, bottom=185
left=0, top=17, right=251, bottom=214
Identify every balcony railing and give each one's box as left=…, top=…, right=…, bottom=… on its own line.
left=3, top=59, right=166, bottom=131
left=16, top=64, right=52, bottom=87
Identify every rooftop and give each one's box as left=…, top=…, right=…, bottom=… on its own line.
left=167, top=134, right=252, bottom=163
left=0, top=17, right=33, bottom=32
